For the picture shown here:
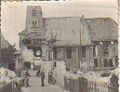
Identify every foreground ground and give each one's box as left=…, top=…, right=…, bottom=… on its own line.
left=21, top=77, right=68, bottom=92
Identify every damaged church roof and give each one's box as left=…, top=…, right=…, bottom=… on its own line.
left=86, top=17, right=118, bottom=41
left=43, top=17, right=118, bottom=46
left=19, top=16, right=118, bottom=46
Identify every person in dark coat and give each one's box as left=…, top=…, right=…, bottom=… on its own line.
left=48, top=70, right=53, bottom=84
left=36, top=69, right=40, bottom=77
left=25, top=70, right=30, bottom=77
left=18, top=70, right=21, bottom=77
left=40, top=71, right=45, bottom=86
left=23, top=70, right=30, bottom=87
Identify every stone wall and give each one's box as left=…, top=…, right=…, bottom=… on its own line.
left=54, top=46, right=92, bottom=70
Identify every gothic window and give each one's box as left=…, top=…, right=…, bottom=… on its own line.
left=82, top=46, right=86, bottom=58
left=66, top=47, right=72, bottom=59
left=32, top=21, right=38, bottom=28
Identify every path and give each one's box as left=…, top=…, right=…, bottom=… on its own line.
left=21, top=77, right=68, bottom=92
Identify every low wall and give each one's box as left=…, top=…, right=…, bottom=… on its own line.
left=64, top=76, right=118, bottom=92
left=0, top=82, right=12, bottom=92
left=0, top=80, right=23, bottom=92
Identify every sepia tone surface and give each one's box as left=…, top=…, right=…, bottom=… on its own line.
left=0, top=1, right=119, bottom=92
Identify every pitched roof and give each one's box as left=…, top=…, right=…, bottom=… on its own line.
left=19, top=17, right=118, bottom=46
left=44, top=17, right=92, bottom=46
left=85, top=17, right=118, bottom=41
left=0, top=32, right=11, bottom=48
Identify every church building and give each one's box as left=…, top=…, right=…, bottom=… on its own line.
left=19, top=6, right=118, bottom=70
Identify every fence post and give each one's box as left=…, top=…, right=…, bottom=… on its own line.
left=108, top=85, right=110, bottom=92
left=95, top=81, right=96, bottom=92
left=12, top=79, right=15, bottom=92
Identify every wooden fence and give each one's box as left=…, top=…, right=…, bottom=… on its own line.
left=0, top=80, right=22, bottom=92
left=0, top=82, right=12, bottom=92
left=64, top=76, right=118, bottom=92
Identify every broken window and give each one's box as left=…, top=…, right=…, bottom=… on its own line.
left=66, top=47, right=72, bottom=59
left=33, top=47, right=42, bottom=57
left=82, top=46, right=86, bottom=58
left=94, top=59, right=98, bottom=67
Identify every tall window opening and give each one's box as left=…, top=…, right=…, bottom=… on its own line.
left=53, top=47, right=57, bottom=60
left=104, top=44, right=109, bottom=56
left=93, top=45, right=98, bottom=57
left=66, top=47, right=72, bottom=59
left=104, top=59, right=108, bottom=67
left=109, top=59, right=113, bottom=67
left=94, top=59, right=98, bottom=67
left=82, top=46, right=86, bottom=58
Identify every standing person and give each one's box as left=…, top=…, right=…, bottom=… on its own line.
left=23, top=70, right=30, bottom=87
left=18, top=70, right=21, bottom=77
left=25, top=70, right=30, bottom=77
left=48, top=70, right=53, bottom=84
left=36, top=69, right=40, bottom=77
left=40, top=70, right=45, bottom=86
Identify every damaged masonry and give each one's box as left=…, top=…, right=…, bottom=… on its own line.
left=18, top=6, right=118, bottom=70
left=0, top=4, right=119, bottom=92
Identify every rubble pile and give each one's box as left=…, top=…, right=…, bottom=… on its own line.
left=0, top=67, right=16, bottom=87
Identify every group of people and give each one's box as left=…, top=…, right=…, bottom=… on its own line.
left=36, top=69, right=56, bottom=86
left=16, top=68, right=56, bottom=87
left=36, top=69, right=46, bottom=86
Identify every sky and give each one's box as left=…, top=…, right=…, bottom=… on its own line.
left=1, top=0, right=118, bottom=50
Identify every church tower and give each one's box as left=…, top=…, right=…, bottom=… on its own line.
left=19, top=6, right=48, bottom=70
left=26, top=6, right=43, bottom=29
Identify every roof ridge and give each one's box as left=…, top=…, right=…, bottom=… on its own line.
left=43, top=17, right=112, bottom=19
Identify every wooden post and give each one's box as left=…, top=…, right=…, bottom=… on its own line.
left=95, top=81, right=97, bottom=92
left=12, top=79, right=14, bottom=92
left=79, top=29, right=82, bottom=69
